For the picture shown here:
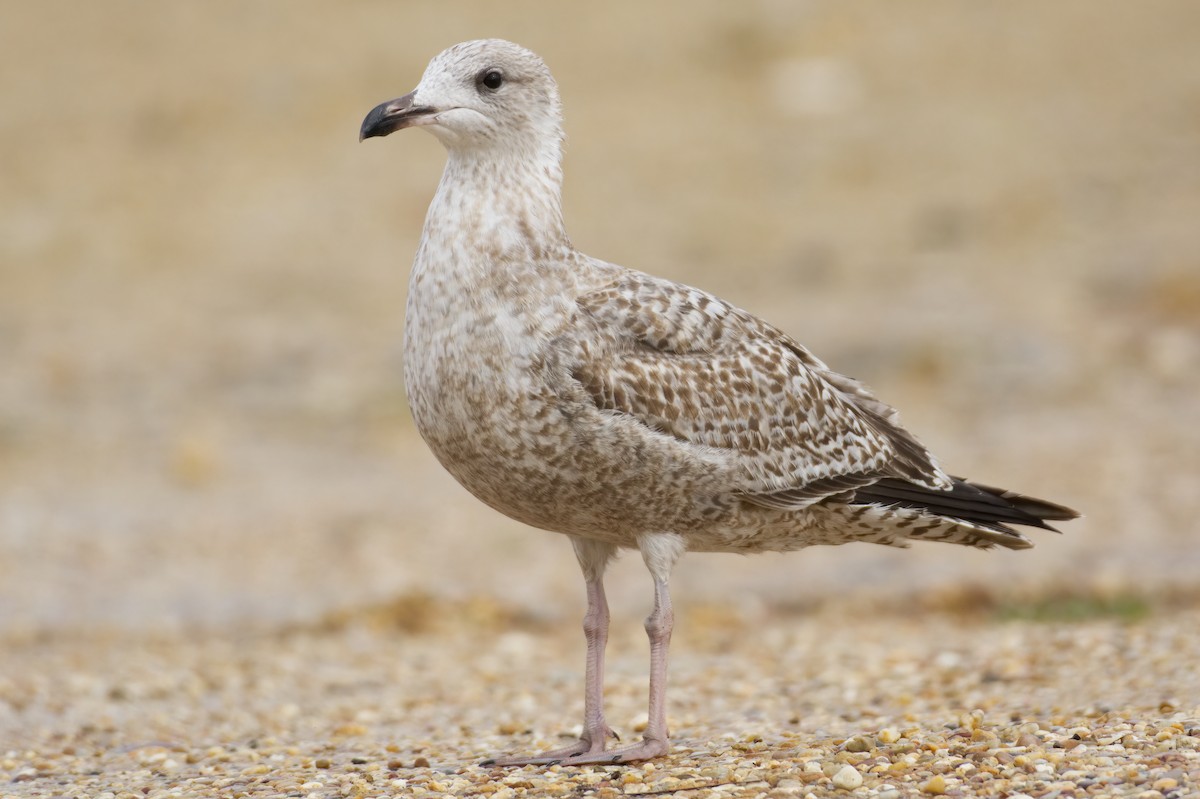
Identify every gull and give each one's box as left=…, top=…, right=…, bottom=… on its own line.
left=359, top=39, right=1078, bottom=766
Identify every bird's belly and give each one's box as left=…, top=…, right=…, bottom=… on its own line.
left=407, top=361, right=562, bottom=518
left=403, top=340, right=726, bottom=542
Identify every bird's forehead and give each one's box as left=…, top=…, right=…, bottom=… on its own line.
left=423, top=38, right=547, bottom=84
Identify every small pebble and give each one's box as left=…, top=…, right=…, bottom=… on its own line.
left=844, top=736, right=872, bottom=752
left=921, top=774, right=948, bottom=794
left=831, top=764, right=863, bottom=790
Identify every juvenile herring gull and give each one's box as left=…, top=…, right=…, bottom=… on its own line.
left=360, top=39, right=1078, bottom=765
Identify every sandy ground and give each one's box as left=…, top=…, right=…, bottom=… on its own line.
left=2, top=1, right=1199, bottom=796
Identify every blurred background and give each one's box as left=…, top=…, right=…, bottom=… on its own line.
left=1, top=1, right=1197, bottom=635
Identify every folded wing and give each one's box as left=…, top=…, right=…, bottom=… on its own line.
left=572, top=271, right=953, bottom=509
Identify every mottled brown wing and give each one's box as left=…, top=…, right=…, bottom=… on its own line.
left=574, top=271, right=951, bottom=506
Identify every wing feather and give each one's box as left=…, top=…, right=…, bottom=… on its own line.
left=572, top=272, right=951, bottom=507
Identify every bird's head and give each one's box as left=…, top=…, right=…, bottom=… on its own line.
left=360, top=39, right=564, bottom=156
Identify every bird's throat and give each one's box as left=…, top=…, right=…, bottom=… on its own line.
left=426, top=149, right=571, bottom=262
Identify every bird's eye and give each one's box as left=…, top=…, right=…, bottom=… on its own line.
left=480, top=69, right=504, bottom=91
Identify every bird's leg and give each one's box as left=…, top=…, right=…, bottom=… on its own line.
left=559, top=532, right=682, bottom=765
left=578, top=568, right=617, bottom=748
left=482, top=537, right=616, bottom=767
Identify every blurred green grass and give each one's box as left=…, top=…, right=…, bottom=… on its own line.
left=995, top=595, right=1152, bottom=624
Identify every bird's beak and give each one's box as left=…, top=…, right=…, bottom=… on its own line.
left=359, top=91, right=437, bottom=141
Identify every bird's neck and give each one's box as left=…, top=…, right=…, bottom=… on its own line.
left=424, top=144, right=571, bottom=261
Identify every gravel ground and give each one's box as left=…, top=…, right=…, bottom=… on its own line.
left=3, top=601, right=1200, bottom=798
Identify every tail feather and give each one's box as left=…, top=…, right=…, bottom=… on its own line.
left=849, top=476, right=1079, bottom=546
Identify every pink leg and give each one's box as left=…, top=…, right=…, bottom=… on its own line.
left=578, top=572, right=617, bottom=747
left=557, top=533, right=682, bottom=765
left=482, top=538, right=616, bottom=767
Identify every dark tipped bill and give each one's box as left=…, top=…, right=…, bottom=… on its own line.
left=359, top=91, right=436, bottom=140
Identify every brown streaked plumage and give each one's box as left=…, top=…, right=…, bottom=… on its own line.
left=360, top=39, right=1078, bottom=766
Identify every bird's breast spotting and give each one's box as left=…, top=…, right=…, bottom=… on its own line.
left=401, top=256, right=592, bottom=530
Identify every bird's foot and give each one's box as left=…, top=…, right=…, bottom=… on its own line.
left=554, top=735, right=669, bottom=766
left=481, top=729, right=617, bottom=768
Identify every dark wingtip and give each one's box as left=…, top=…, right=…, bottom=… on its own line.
left=968, top=480, right=1081, bottom=523
left=852, top=476, right=1079, bottom=539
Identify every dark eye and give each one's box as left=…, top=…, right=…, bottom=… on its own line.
left=480, top=69, right=504, bottom=91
